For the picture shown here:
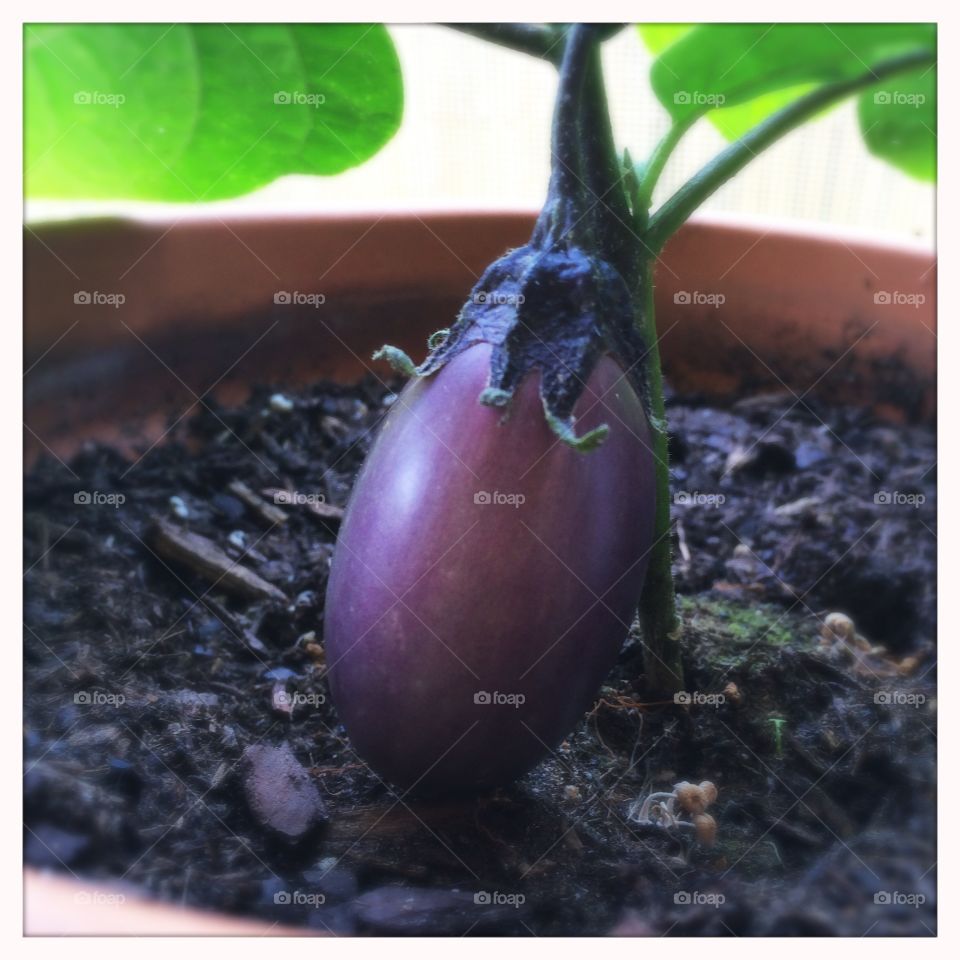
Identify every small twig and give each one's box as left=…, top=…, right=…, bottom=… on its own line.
left=150, top=518, right=287, bottom=603
left=227, top=480, right=288, bottom=526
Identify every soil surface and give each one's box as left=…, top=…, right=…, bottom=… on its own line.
left=24, top=376, right=936, bottom=936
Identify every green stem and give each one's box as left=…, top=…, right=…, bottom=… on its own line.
left=580, top=42, right=634, bottom=283
left=646, top=49, right=935, bottom=252
left=636, top=258, right=683, bottom=695
left=636, top=118, right=694, bottom=225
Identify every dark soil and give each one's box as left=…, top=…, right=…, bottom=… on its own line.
left=24, top=377, right=936, bottom=936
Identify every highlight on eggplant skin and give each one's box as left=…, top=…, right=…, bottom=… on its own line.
left=323, top=343, right=656, bottom=794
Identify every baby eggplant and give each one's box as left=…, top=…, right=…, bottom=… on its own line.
left=324, top=342, right=655, bottom=793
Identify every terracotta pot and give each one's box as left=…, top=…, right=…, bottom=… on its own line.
left=23, top=212, right=935, bottom=934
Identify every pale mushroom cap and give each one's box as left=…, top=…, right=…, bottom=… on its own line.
left=823, top=612, right=855, bottom=642
left=699, top=781, right=718, bottom=806
left=674, top=781, right=707, bottom=814
left=693, top=812, right=717, bottom=847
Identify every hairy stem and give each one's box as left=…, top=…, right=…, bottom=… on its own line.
left=580, top=43, right=635, bottom=282
left=646, top=49, right=934, bottom=252
left=636, top=117, right=694, bottom=226
left=636, top=259, right=683, bottom=694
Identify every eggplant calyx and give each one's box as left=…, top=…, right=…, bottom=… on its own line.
left=371, top=345, right=418, bottom=377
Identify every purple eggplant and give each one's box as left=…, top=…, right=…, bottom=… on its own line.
left=324, top=343, right=655, bottom=793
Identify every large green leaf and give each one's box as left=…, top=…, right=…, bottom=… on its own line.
left=25, top=23, right=403, bottom=200
left=650, top=23, right=935, bottom=126
left=858, top=68, right=936, bottom=181
left=638, top=24, right=692, bottom=54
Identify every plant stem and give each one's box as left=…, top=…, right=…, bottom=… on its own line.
left=636, top=258, right=683, bottom=695
left=646, top=48, right=934, bottom=252
left=580, top=42, right=634, bottom=283
left=636, top=118, right=694, bottom=226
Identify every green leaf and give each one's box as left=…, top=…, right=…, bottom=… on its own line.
left=650, top=23, right=935, bottom=126
left=708, top=84, right=817, bottom=140
left=637, top=24, right=693, bottom=55
left=25, top=23, right=403, bottom=201
left=858, top=68, right=936, bottom=181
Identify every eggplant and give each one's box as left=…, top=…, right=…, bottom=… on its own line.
left=324, top=26, right=658, bottom=793
left=324, top=343, right=655, bottom=792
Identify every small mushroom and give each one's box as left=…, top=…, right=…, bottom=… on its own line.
left=693, top=812, right=717, bottom=847
left=674, top=781, right=708, bottom=815
left=822, top=611, right=855, bottom=645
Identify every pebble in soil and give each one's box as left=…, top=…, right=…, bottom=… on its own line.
left=23, top=378, right=936, bottom=935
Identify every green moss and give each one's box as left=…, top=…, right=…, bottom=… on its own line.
left=676, top=594, right=814, bottom=680
left=679, top=595, right=801, bottom=647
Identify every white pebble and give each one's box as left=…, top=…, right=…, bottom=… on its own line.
left=269, top=393, right=294, bottom=413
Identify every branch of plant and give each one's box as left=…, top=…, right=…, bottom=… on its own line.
left=645, top=48, right=935, bottom=252
left=636, top=117, right=695, bottom=224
